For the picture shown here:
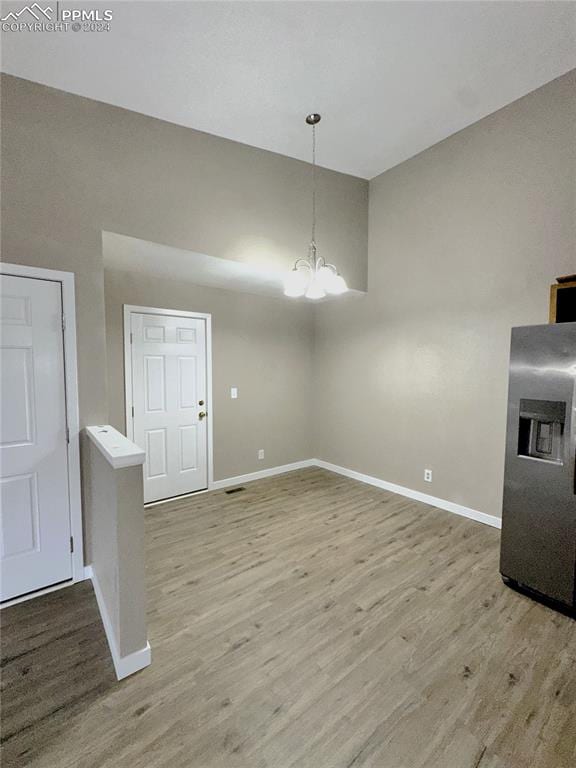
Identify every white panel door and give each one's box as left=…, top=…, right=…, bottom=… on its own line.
left=131, top=313, right=208, bottom=503
left=0, top=275, right=72, bottom=602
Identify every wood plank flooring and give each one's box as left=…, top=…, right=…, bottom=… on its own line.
left=1, top=467, right=575, bottom=767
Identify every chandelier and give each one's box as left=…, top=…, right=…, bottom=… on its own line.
left=284, top=114, right=348, bottom=299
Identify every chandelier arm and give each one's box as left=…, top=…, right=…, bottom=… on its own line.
left=308, top=241, right=319, bottom=270
left=293, top=258, right=313, bottom=270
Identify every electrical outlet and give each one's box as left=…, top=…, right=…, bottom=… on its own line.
left=424, top=469, right=433, bottom=483
left=230, top=387, right=238, bottom=399
left=258, top=449, right=265, bottom=460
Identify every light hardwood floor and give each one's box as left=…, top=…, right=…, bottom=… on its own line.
left=1, top=467, right=575, bottom=767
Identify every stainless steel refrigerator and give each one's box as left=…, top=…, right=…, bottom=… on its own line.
left=500, top=322, right=576, bottom=615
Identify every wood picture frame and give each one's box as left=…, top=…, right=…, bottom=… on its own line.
left=549, top=275, right=576, bottom=323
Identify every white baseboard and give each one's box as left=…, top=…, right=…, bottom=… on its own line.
left=313, top=459, right=501, bottom=530
left=85, top=565, right=152, bottom=680
left=210, top=457, right=500, bottom=529
left=114, top=641, right=152, bottom=679
left=83, top=565, right=94, bottom=581
left=211, top=459, right=316, bottom=490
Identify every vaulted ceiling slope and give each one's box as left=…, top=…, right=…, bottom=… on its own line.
left=1, top=1, right=575, bottom=178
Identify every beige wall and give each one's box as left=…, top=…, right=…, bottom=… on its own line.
left=0, top=74, right=368, bottom=428
left=3, top=71, right=574, bottom=520
left=313, top=71, right=576, bottom=518
left=104, top=266, right=314, bottom=480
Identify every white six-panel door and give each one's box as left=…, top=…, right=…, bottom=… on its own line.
left=0, top=275, right=72, bottom=602
left=130, top=312, right=208, bottom=503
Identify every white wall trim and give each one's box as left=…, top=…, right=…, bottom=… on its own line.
left=313, top=459, right=502, bottom=529
left=212, top=459, right=316, bottom=490
left=211, top=458, right=501, bottom=529
left=123, top=304, right=214, bottom=490
left=85, top=425, right=145, bottom=469
left=0, top=262, right=85, bottom=585
left=85, top=566, right=151, bottom=681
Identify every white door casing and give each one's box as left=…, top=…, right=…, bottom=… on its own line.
left=128, top=310, right=211, bottom=503
left=0, top=275, right=73, bottom=602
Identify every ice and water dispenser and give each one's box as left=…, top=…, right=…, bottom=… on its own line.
left=517, top=399, right=566, bottom=465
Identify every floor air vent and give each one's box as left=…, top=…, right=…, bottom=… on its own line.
left=225, top=487, right=246, bottom=495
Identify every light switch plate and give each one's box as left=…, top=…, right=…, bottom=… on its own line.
left=231, top=387, right=238, bottom=399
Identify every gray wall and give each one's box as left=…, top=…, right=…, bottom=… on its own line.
left=104, top=266, right=314, bottom=481
left=0, top=74, right=368, bottom=428
left=313, top=71, right=576, bottom=518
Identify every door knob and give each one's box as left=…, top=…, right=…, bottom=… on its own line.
left=198, top=411, right=207, bottom=420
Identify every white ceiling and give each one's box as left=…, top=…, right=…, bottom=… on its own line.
left=2, top=1, right=575, bottom=179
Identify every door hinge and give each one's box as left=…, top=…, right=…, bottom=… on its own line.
left=130, top=332, right=133, bottom=344
left=66, top=425, right=70, bottom=444
left=62, top=313, right=66, bottom=332
left=131, top=405, right=135, bottom=418
left=70, top=536, right=74, bottom=553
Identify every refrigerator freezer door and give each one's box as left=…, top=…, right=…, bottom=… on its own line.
left=500, top=323, right=576, bottom=607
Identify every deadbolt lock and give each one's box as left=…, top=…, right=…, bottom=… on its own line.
left=199, top=411, right=207, bottom=420
left=199, top=400, right=204, bottom=406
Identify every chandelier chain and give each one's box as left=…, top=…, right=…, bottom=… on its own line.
left=312, top=122, right=316, bottom=247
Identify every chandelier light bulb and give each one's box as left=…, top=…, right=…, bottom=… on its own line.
left=329, top=274, right=348, bottom=295
left=284, top=268, right=308, bottom=297
left=305, top=276, right=326, bottom=300
left=316, top=265, right=337, bottom=292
